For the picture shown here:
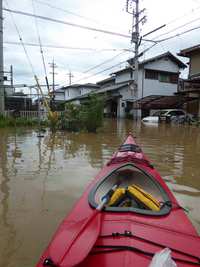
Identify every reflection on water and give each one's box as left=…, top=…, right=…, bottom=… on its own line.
left=0, top=121, right=200, bottom=267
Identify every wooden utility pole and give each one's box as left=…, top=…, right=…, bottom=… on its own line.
left=0, top=0, right=4, bottom=112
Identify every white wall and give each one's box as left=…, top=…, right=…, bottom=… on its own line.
left=54, top=92, right=64, bottom=101
left=81, top=87, right=94, bottom=95
left=64, top=88, right=80, bottom=100
left=143, top=79, right=178, bottom=96
left=64, top=87, right=96, bottom=101
left=144, top=58, right=180, bottom=72
left=115, top=71, right=131, bottom=84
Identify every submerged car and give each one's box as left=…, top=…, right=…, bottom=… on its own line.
left=142, top=109, right=187, bottom=123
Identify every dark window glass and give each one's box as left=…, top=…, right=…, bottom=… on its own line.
left=145, top=70, right=158, bottom=80
left=159, top=73, right=170, bottom=83
left=170, top=74, right=179, bottom=83
left=159, top=72, right=179, bottom=83
left=168, top=111, right=184, bottom=116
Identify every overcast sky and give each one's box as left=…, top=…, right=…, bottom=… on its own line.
left=3, top=0, right=200, bottom=93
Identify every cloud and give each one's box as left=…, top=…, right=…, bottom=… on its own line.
left=3, top=0, right=200, bottom=91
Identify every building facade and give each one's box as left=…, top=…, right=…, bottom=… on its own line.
left=54, top=83, right=99, bottom=102
left=178, top=45, right=200, bottom=117
left=100, top=52, right=186, bottom=118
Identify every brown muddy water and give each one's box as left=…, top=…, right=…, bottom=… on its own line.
left=0, top=119, right=200, bottom=267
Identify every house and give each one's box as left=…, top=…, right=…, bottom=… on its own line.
left=5, top=92, right=32, bottom=111
left=54, top=83, right=100, bottom=103
left=177, top=45, right=200, bottom=117
left=61, top=52, right=186, bottom=118
left=97, top=52, right=186, bottom=118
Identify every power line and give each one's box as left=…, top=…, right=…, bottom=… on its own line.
left=81, top=51, right=128, bottom=75
left=34, top=0, right=103, bottom=25
left=72, top=42, right=157, bottom=84
left=3, top=8, right=131, bottom=39
left=31, top=0, right=50, bottom=91
left=155, top=24, right=200, bottom=43
left=4, top=41, right=127, bottom=52
left=72, top=60, right=127, bottom=84
left=153, top=16, right=200, bottom=40
left=4, top=1, right=36, bottom=76
left=165, top=4, right=200, bottom=26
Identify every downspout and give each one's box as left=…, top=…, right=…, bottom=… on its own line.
left=141, top=68, right=145, bottom=117
left=142, top=68, right=144, bottom=98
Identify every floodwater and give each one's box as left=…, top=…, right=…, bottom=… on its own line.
left=0, top=119, right=200, bottom=267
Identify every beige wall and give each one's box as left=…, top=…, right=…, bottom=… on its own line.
left=190, top=53, right=200, bottom=77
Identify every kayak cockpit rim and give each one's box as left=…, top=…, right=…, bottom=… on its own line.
left=88, top=163, right=171, bottom=216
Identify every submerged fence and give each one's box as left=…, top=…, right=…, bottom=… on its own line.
left=0, top=110, right=63, bottom=119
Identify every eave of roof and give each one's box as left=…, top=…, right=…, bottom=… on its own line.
left=113, top=52, right=186, bottom=75
left=140, top=52, right=186, bottom=68
left=60, top=83, right=100, bottom=90
left=96, top=76, right=115, bottom=85
left=178, top=44, right=200, bottom=57
left=133, top=95, right=196, bottom=109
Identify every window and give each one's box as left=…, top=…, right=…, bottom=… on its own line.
left=159, top=72, right=170, bottom=83
left=168, top=110, right=185, bottom=116
left=159, top=72, right=179, bottom=84
left=170, top=74, right=178, bottom=83
left=145, top=70, right=158, bottom=80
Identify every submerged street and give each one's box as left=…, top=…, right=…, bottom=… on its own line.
left=0, top=120, right=200, bottom=267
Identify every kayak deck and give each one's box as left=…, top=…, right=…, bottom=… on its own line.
left=36, top=134, right=200, bottom=267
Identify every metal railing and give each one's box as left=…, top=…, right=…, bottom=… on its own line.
left=0, top=110, right=63, bottom=119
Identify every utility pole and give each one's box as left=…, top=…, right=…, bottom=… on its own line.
left=49, top=58, right=57, bottom=99
left=0, top=0, right=4, bottom=112
left=67, top=71, right=73, bottom=85
left=10, top=65, right=14, bottom=92
left=126, top=0, right=146, bottom=120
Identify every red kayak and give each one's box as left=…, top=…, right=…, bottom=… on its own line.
left=36, top=134, right=200, bottom=267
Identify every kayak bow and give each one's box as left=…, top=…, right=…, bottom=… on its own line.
left=36, top=134, right=200, bottom=267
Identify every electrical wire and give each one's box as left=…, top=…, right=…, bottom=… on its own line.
left=72, top=43, right=157, bottom=84
left=34, top=0, right=103, bottom=25
left=70, top=60, right=127, bottom=84
left=4, top=1, right=36, bottom=76
left=153, top=16, right=200, bottom=40
left=155, top=24, right=200, bottom=43
left=81, top=51, right=129, bottom=75
left=31, top=0, right=50, bottom=91
left=3, top=8, right=130, bottom=39
left=165, top=5, right=200, bottom=26
left=35, top=0, right=200, bottom=42
left=4, top=41, right=128, bottom=52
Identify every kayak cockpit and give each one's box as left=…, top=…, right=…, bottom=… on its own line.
left=88, top=163, right=171, bottom=216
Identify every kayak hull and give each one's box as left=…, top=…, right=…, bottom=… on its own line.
left=36, top=134, right=200, bottom=267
